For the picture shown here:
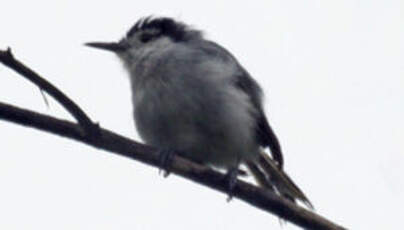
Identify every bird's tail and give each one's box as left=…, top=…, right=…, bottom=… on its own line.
left=246, top=151, right=313, bottom=209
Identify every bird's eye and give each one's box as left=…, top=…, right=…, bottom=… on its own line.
left=140, top=33, right=154, bottom=43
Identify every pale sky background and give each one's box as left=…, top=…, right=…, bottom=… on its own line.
left=0, top=1, right=402, bottom=229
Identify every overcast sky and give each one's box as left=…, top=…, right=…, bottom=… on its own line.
left=0, top=1, right=402, bottom=229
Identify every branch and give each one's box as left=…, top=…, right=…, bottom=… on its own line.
left=0, top=102, right=345, bottom=230
left=0, top=49, right=347, bottom=230
left=0, top=48, right=99, bottom=137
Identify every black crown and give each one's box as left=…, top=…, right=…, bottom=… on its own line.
left=126, top=16, right=202, bottom=42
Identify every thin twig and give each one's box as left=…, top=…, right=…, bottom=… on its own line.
left=39, top=88, right=50, bottom=109
left=0, top=102, right=347, bottom=230
left=0, top=48, right=99, bottom=138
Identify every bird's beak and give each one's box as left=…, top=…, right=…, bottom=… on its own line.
left=85, top=42, right=127, bottom=52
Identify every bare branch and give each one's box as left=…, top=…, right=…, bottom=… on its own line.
left=0, top=48, right=99, bottom=137
left=0, top=48, right=347, bottom=230
left=0, top=102, right=346, bottom=230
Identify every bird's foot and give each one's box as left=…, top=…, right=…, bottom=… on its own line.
left=225, top=167, right=239, bottom=202
left=158, top=149, right=176, bottom=177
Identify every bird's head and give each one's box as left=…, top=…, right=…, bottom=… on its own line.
left=86, top=16, right=203, bottom=66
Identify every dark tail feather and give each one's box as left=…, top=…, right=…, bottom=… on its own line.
left=247, top=151, right=313, bottom=209
left=246, top=162, right=275, bottom=192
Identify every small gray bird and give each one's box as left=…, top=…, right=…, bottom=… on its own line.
left=86, top=16, right=312, bottom=207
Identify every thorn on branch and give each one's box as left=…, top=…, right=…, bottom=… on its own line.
left=6, top=47, right=13, bottom=57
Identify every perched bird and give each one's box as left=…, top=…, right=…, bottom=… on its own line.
left=86, top=16, right=312, bottom=208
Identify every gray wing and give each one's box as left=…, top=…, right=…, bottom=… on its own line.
left=194, top=40, right=284, bottom=168
left=234, top=70, right=284, bottom=168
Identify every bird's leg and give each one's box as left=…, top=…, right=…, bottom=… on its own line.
left=158, top=149, right=176, bottom=177
left=225, top=168, right=239, bottom=201
left=225, top=158, right=242, bottom=201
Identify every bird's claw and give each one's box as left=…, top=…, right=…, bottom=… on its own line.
left=158, top=149, right=175, bottom=177
left=225, top=168, right=239, bottom=202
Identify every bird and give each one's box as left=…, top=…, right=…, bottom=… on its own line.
left=86, top=16, right=312, bottom=208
